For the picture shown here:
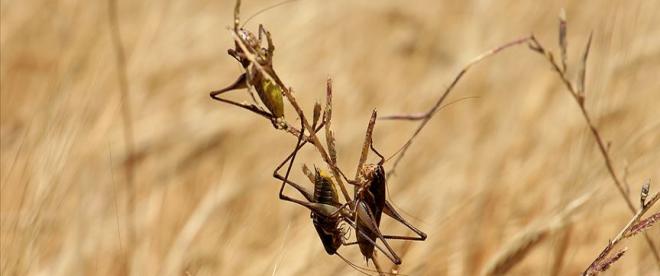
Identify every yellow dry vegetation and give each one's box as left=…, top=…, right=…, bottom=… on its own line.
left=1, top=0, right=659, bottom=275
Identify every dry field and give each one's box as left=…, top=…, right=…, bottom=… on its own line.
left=2, top=0, right=660, bottom=275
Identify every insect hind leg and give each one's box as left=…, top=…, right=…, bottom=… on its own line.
left=381, top=201, right=427, bottom=241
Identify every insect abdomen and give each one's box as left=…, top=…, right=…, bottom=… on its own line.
left=312, top=169, right=342, bottom=255
left=313, top=170, right=339, bottom=206
left=357, top=164, right=387, bottom=259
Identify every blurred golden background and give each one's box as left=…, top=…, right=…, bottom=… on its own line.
left=2, top=0, right=659, bottom=275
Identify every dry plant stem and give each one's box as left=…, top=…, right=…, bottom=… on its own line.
left=282, top=86, right=351, bottom=202
left=108, top=0, right=135, bottom=270
left=228, top=29, right=352, bottom=202
left=528, top=36, right=660, bottom=265
left=355, top=111, right=377, bottom=181
left=583, top=192, right=660, bottom=275
left=385, top=36, right=533, bottom=177
left=322, top=79, right=349, bottom=196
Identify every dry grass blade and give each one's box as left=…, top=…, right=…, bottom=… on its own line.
left=577, top=32, right=593, bottom=97
left=625, top=212, right=660, bottom=238
left=589, top=248, right=627, bottom=275
left=481, top=191, right=592, bottom=276
left=107, top=0, right=135, bottom=273
left=550, top=225, right=572, bottom=276
left=481, top=227, right=549, bottom=276
left=323, top=79, right=341, bottom=185
left=160, top=178, right=234, bottom=276
left=559, top=8, right=568, bottom=72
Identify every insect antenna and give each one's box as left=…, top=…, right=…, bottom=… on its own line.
left=372, top=140, right=425, bottom=225
left=241, top=0, right=300, bottom=28
left=379, top=96, right=476, bottom=225
left=335, top=252, right=408, bottom=276
left=369, top=136, right=385, bottom=166
left=382, top=96, right=480, bottom=164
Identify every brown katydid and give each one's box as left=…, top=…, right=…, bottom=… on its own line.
left=345, top=110, right=427, bottom=267
left=210, top=0, right=287, bottom=128
left=273, top=116, right=407, bottom=276
left=273, top=79, right=426, bottom=275
left=210, top=0, right=328, bottom=144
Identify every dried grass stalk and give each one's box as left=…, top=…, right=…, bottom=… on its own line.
left=528, top=12, right=660, bottom=264
left=481, top=192, right=592, bottom=275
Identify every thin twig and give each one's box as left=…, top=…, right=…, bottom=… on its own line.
left=384, top=36, right=533, bottom=177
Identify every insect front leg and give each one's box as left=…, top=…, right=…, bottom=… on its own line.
left=274, top=120, right=323, bottom=202
left=274, top=118, right=330, bottom=202
left=210, top=78, right=273, bottom=120
left=244, top=66, right=264, bottom=107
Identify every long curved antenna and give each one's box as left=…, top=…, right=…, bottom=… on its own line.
left=242, top=0, right=299, bottom=28
left=336, top=252, right=408, bottom=276
left=381, top=96, right=480, bottom=164
left=379, top=96, right=480, bottom=121
left=369, top=136, right=385, bottom=166
left=383, top=36, right=532, bottom=178
left=335, top=252, right=371, bottom=276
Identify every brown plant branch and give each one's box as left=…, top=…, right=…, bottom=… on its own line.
left=383, top=36, right=533, bottom=177
left=527, top=34, right=660, bottom=265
